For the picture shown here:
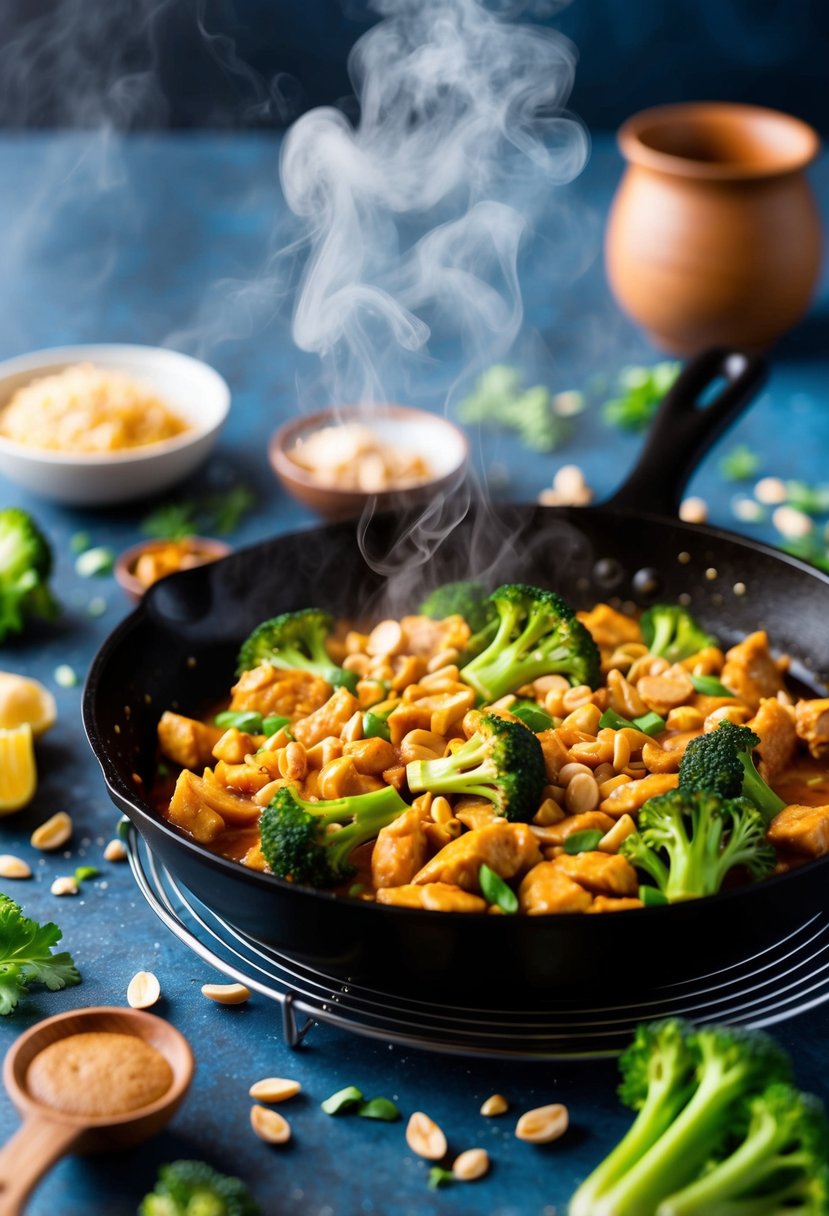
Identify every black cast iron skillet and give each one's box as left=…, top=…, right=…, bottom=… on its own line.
left=84, top=349, right=829, bottom=1003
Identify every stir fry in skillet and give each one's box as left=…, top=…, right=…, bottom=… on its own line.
left=155, top=581, right=829, bottom=914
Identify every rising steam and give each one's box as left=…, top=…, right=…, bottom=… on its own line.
left=281, top=0, right=588, bottom=411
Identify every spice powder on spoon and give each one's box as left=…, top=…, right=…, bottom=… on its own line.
left=26, top=1032, right=173, bottom=1117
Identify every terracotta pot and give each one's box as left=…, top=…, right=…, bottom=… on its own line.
left=605, top=102, right=822, bottom=353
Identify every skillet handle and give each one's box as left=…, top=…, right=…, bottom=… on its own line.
left=605, top=348, right=767, bottom=515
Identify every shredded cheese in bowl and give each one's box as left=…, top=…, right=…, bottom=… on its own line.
left=0, top=363, right=189, bottom=454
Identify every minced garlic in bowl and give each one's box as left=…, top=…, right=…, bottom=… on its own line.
left=0, top=362, right=189, bottom=454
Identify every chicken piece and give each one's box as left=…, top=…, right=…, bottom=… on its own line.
left=167, top=769, right=258, bottom=842
left=577, top=603, right=642, bottom=649
left=795, top=698, right=829, bottom=759
left=749, top=697, right=798, bottom=780
left=291, top=687, right=360, bottom=748
left=157, top=711, right=223, bottom=771
left=600, top=773, right=679, bottom=818
left=518, top=862, right=593, bottom=915
left=587, top=896, right=644, bottom=913
left=400, top=614, right=471, bottom=659
left=212, top=728, right=259, bottom=765
left=376, top=883, right=487, bottom=913
left=767, top=803, right=829, bottom=857
left=454, top=799, right=499, bottom=831
left=553, top=851, right=638, bottom=897
left=371, top=807, right=431, bottom=889
left=412, top=821, right=541, bottom=892
left=533, top=811, right=615, bottom=847
left=229, top=665, right=331, bottom=719
left=212, top=759, right=275, bottom=797
left=537, top=729, right=571, bottom=783
left=343, top=737, right=398, bottom=775
left=720, top=631, right=785, bottom=710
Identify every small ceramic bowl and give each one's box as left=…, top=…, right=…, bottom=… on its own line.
left=0, top=345, right=230, bottom=507
left=269, top=405, right=469, bottom=521
left=114, top=536, right=232, bottom=600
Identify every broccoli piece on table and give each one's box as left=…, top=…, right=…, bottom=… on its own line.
left=459, top=583, right=600, bottom=700
left=569, top=1019, right=794, bottom=1216
left=139, top=1159, right=259, bottom=1216
left=640, top=604, right=717, bottom=664
left=259, top=782, right=410, bottom=887
left=620, top=788, right=775, bottom=903
left=658, top=1082, right=829, bottom=1216
left=679, top=720, right=785, bottom=823
left=405, top=711, right=545, bottom=823
left=236, top=608, right=356, bottom=691
left=0, top=507, right=58, bottom=642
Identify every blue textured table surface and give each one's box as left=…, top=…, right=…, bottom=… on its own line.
left=0, top=131, right=828, bottom=1216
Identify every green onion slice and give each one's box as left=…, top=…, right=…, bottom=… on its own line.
left=478, top=863, right=518, bottom=914
left=321, top=1085, right=364, bottom=1115
left=563, top=829, right=604, bottom=855
left=357, top=1097, right=400, bottom=1121
left=689, top=674, right=733, bottom=698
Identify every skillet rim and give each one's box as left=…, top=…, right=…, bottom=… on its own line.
left=83, top=502, right=829, bottom=928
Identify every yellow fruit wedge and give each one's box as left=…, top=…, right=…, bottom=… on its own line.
left=0, top=672, right=57, bottom=737
left=0, top=723, right=37, bottom=814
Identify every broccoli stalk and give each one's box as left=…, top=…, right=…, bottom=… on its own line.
left=0, top=507, right=58, bottom=642
left=259, top=783, right=410, bottom=887
left=679, top=720, right=785, bottom=823
left=658, top=1083, right=829, bottom=1216
left=640, top=605, right=717, bottom=664
left=621, top=789, right=775, bottom=903
left=460, top=583, right=600, bottom=700
left=139, top=1159, right=259, bottom=1216
left=570, top=1021, right=793, bottom=1216
left=236, top=608, right=357, bottom=691
left=405, top=711, right=546, bottom=823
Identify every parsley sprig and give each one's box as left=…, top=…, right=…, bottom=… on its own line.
left=0, top=895, right=81, bottom=1015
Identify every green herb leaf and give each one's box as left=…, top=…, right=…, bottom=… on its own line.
left=0, top=895, right=80, bottom=1015
left=478, top=863, right=518, bottom=914
left=599, top=708, right=633, bottom=732
left=73, top=866, right=99, bottom=884
left=321, top=1085, right=364, bottom=1115
left=564, top=829, right=604, bottom=855
left=428, top=1168, right=455, bottom=1190
left=75, top=547, right=115, bottom=578
left=357, top=1097, right=400, bottom=1121
left=689, top=674, right=733, bottom=697
left=214, top=710, right=264, bottom=734
left=204, top=485, right=255, bottom=536
left=639, top=885, right=668, bottom=907
left=719, top=444, right=762, bottom=482
left=601, top=362, right=681, bottom=432
left=141, top=501, right=199, bottom=540
left=69, top=531, right=92, bottom=555
left=348, top=883, right=366, bottom=898
left=510, top=700, right=554, bottom=732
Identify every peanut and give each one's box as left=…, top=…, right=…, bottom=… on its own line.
left=0, top=854, right=31, bottom=879
left=453, top=1148, right=490, bottom=1181
left=480, top=1093, right=509, bottom=1117
left=103, top=838, right=128, bottom=863
left=201, top=982, right=251, bottom=1005
left=127, top=970, right=161, bottom=1009
left=515, top=1103, right=569, bottom=1144
left=50, top=876, right=78, bottom=896
left=249, top=1077, right=301, bottom=1103
left=561, top=685, right=594, bottom=713
left=366, top=619, right=405, bottom=657
left=30, top=811, right=73, bottom=852
left=598, top=814, right=637, bottom=854
left=564, top=771, right=600, bottom=815
left=406, top=1111, right=447, bottom=1160
left=250, top=1104, right=291, bottom=1144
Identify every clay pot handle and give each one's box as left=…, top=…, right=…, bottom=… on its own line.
left=605, top=348, right=767, bottom=516
left=0, top=1116, right=81, bottom=1216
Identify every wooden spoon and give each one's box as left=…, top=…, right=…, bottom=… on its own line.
left=0, top=1006, right=194, bottom=1215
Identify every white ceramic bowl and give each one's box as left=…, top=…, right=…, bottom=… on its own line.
left=0, top=345, right=230, bottom=507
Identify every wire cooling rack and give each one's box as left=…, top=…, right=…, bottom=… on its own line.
left=128, top=827, right=829, bottom=1059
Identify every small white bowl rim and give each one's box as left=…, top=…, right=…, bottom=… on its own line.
left=0, top=344, right=230, bottom=466
left=272, top=404, right=468, bottom=495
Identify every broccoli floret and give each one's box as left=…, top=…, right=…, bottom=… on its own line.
left=640, top=604, right=718, bottom=663
left=0, top=507, right=58, bottom=642
left=459, top=583, right=600, bottom=700
left=679, top=720, right=785, bottom=823
left=570, top=1019, right=793, bottom=1216
left=419, top=579, right=498, bottom=660
left=139, top=1159, right=259, bottom=1216
left=259, top=783, right=410, bottom=886
left=620, top=788, right=775, bottom=903
left=658, top=1082, right=829, bottom=1216
left=405, top=711, right=545, bottom=823
left=236, top=608, right=357, bottom=691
